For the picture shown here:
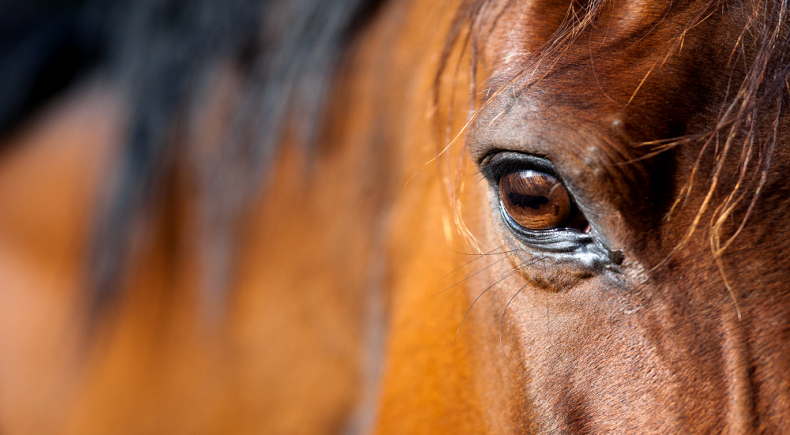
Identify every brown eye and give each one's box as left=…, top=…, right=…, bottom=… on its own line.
left=499, top=170, right=572, bottom=230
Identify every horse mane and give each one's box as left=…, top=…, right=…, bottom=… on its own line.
left=437, top=0, right=789, bottom=288
left=77, top=0, right=383, bottom=316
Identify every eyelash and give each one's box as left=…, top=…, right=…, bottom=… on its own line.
left=477, top=151, right=625, bottom=272
left=479, top=151, right=560, bottom=182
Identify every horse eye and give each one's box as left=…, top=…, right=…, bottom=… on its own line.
left=499, top=170, right=573, bottom=230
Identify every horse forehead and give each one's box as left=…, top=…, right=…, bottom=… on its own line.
left=483, top=0, right=719, bottom=74
left=473, top=0, right=742, bottom=150
left=468, top=99, right=630, bottom=166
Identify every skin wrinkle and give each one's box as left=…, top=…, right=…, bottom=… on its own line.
left=721, top=306, right=756, bottom=433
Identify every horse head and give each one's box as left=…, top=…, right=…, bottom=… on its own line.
left=375, top=0, right=790, bottom=432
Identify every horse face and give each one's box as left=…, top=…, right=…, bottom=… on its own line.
left=453, top=0, right=790, bottom=432
left=2, top=0, right=789, bottom=433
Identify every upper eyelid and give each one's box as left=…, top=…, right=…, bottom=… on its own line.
left=479, top=151, right=560, bottom=181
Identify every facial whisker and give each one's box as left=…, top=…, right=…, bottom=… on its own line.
left=454, top=266, right=523, bottom=343
left=434, top=255, right=510, bottom=296
left=448, top=245, right=515, bottom=256
left=441, top=245, right=512, bottom=279
left=499, top=276, right=535, bottom=349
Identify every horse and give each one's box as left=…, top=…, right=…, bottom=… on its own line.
left=1, top=0, right=789, bottom=433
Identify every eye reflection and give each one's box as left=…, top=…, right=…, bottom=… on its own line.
left=499, top=170, right=572, bottom=230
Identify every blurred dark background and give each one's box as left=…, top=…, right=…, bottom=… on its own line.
left=0, top=0, right=109, bottom=138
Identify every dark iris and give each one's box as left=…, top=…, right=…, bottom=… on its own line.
left=499, top=169, right=579, bottom=231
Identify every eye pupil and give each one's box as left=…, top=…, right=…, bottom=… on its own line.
left=507, top=192, right=548, bottom=210
left=499, top=170, right=572, bottom=230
